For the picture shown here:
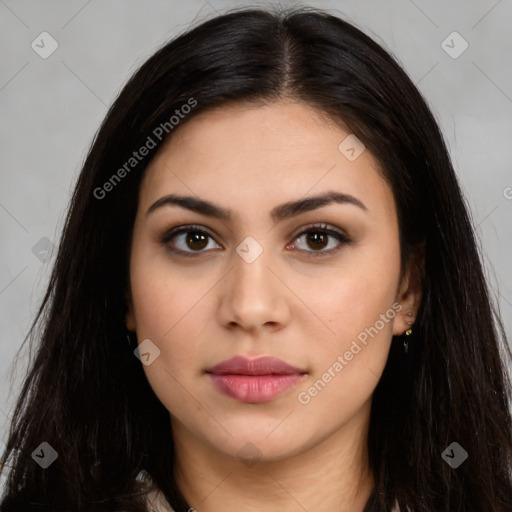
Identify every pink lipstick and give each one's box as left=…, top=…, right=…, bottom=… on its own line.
left=206, top=356, right=307, bottom=403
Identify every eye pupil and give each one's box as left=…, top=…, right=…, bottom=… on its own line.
left=307, top=232, right=328, bottom=250
left=186, top=231, right=208, bottom=250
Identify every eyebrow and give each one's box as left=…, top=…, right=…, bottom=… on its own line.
left=146, top=190, right=368, bottom=223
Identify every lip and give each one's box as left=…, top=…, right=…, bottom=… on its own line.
left=206, top=356, right=307, bottom=403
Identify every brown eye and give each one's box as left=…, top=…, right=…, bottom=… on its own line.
left=290, top=224, right=352, bottom=257
left=184, top=231, right=209, bottom=251
left=304, top=231, right=329, bottom=251
left=161, top=225, right=221, bottom=256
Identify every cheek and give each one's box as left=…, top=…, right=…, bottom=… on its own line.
left=129, top=257, right=213, bottom=414
left=295, top=281, right=399, bottom=424
left=298, top=235, right=401, bottom=397
left=128, top=240, right=211, bottom=364
left=307, top=243, right=400, bottom=342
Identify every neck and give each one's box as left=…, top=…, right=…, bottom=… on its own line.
left=171, top=401, right=375, bottom=512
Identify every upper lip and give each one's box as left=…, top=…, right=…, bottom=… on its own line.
left=206, top=356, right=307, bottom=375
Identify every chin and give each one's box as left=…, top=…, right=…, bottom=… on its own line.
left=210, top=425, right=315, bottom=463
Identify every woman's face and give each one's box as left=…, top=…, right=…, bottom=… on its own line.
left=126, top=100, right=417, bottom=463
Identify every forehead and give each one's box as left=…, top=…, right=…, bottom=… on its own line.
left=139, top=100, right=395, bottom=222
left=147, top=99, right=353, bottom=171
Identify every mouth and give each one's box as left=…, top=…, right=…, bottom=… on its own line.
left=206, top=356, right=307, bottom=403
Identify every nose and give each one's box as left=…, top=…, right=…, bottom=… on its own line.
left=217, top=242, right=291, bottom=333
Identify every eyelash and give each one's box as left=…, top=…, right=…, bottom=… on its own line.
left=160, top=223, right=353, bottom=258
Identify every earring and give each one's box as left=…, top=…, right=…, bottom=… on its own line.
left=403, top=313, right=414, bottom=354
left=403, top=328, right=412, bottom=354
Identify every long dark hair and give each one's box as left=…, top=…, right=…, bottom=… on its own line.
left=1, top=5, right=511, bottom=511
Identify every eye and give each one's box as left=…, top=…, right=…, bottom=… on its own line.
left=287, top=223, right=352, bottom=257
left=160, top=224, right=221, bottom=257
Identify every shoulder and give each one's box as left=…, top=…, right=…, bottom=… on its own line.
left=145, top=486, right=176, bottom=512
left=136, top=470, right=176, bottom=512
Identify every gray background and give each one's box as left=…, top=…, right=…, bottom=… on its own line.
left=1, top=0, right=511, bottom=466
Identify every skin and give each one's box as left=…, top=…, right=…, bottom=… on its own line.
left=125, top=99, right=422, bottom=512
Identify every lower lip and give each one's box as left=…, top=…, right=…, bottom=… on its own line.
left=208, top=373, right=305, bottom=403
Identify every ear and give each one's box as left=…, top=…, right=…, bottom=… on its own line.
left=393, top=242, right=425, bottom=336
left=124, top=287, right=137, bottom=331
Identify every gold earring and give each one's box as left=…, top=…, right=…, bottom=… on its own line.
left=406, top=312, right=414, bottom=335
left=403, top=330, right=412, bottom=354
left=404, top=314, right=414, bottom=354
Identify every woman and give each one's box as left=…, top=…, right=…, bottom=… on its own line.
left=1, top=5, right=511, bottom=512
